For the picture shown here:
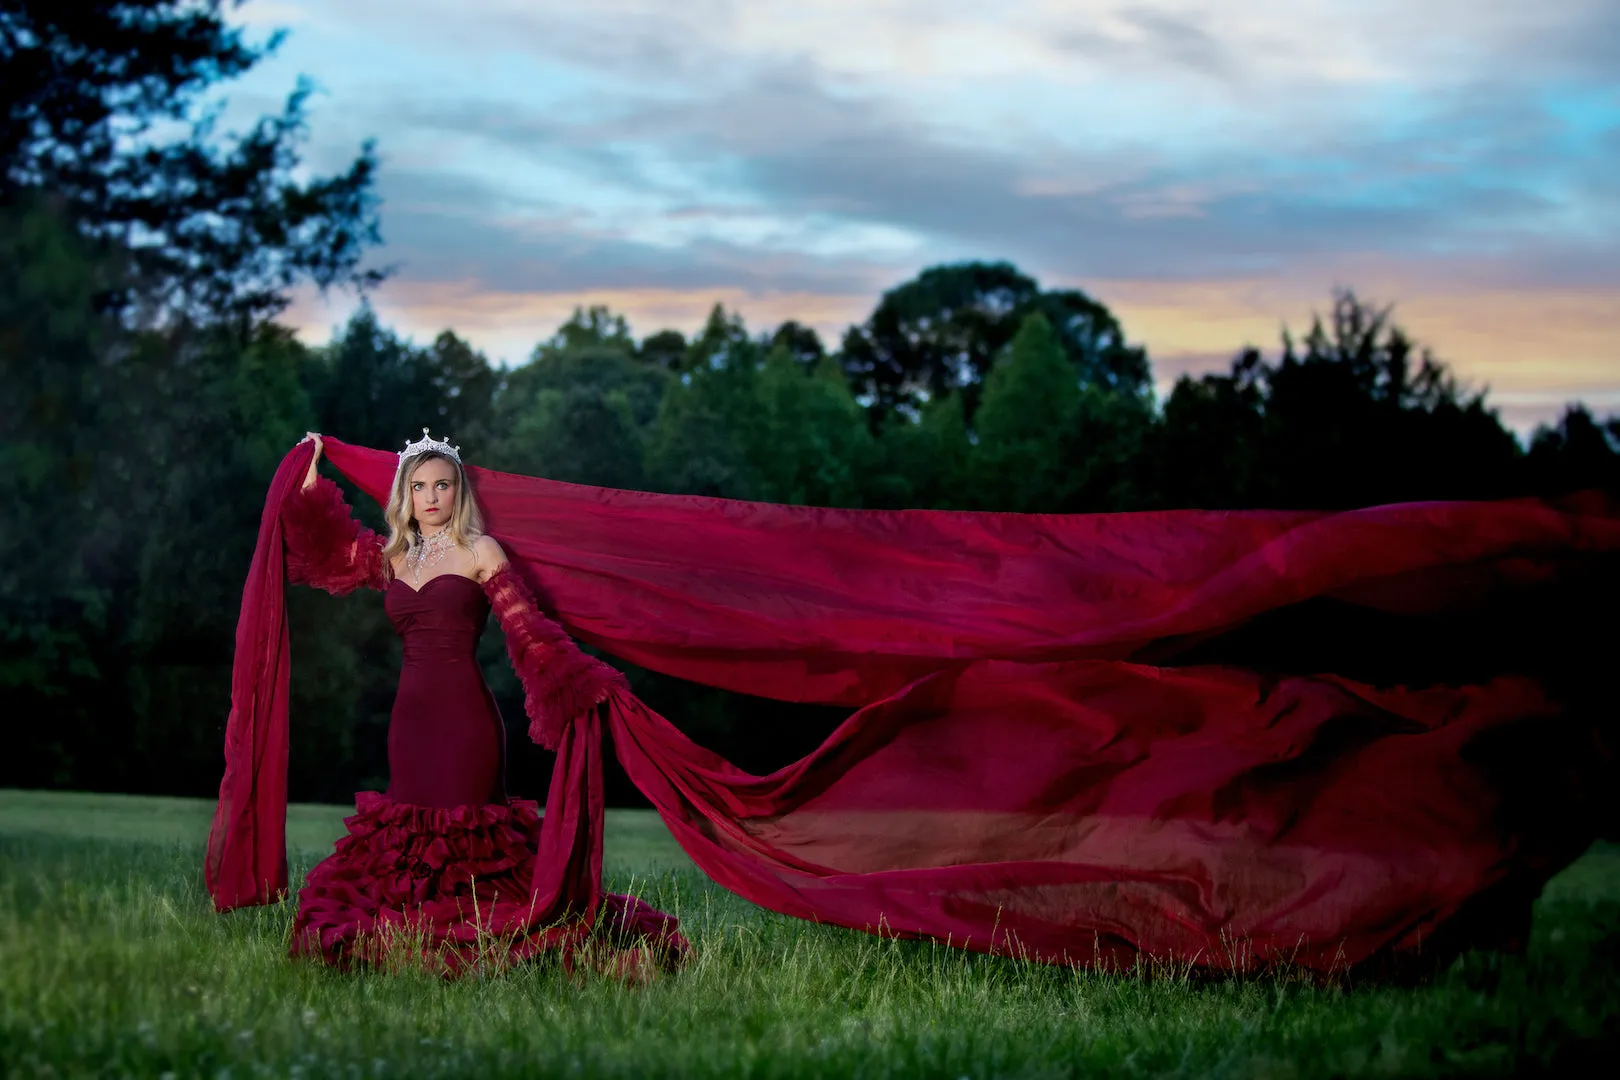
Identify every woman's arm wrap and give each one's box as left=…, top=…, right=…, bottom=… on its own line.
left=280, top=476, right=388, bottom=594
left=483, top=564, right=629, bottom=750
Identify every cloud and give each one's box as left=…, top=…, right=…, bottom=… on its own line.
left=370, top=164, right=910, bottom=295
left=326, top=13, right=1613, bottom=288
left=1054, top=7, right=1238, bottom=83
left=350, top=0, right=1620, bottom=100
left=228, top=0, right=1618, bottom=437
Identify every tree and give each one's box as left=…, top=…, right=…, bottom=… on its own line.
left=423, top=330, right=497, bottom=449
left=1035, top=288, right=1152, bottom=396
left=644, top=366, right=765, bottom=500
left=1147, top=348, right=1267, bottom=508
left=486, top=308, right=666, bottom=488
left=965, top=313, right=1083, bottom=511
left=644, top=307, right=766, bottom=499
left=0, top=194, right=126, bottom=787
left=489, top=345, right=663, bottom=491
left=1528, top=405, right=1620, bottom=495
left=2, top=1, right=388, bottom=795
left=840, top=261, right=1035, bottom=424
left=112, top=324, right=318, bottom=793
left=749, top=348, right=875, bottom=507
left=769, top=320, right=826, bottom=366
left=308, top=307, right=438, bottom=453
left=1066, top=380, right=1155, bottom=512
left=310, top=322, right=498, bottom=451
left=638, top=328, right=687, bottom=370
left=866, top=393, right=970, bottom=510
left=686, top=303, right=756, bottom=372
left=1146, top=290, right=1525, bottom=511
left=838, top=261, right=1148, bottom=426
left=2, top=0, right=386, bottom=326
left=539, top=304, right=633, bottom=357
left=1259, top=291, right=1519, bottom=508
left=0, top=199, right=357, bottom=794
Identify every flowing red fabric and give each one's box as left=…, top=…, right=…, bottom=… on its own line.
left=210, top=438, right=1619, bottom=972
left=204, top=447, right=306, bottom=906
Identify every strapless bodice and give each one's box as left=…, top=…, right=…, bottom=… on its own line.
left=385, top=574, right=488, bottom=665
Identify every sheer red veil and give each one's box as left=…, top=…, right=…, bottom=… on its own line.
left=208, top=438, right=1618, bottom=973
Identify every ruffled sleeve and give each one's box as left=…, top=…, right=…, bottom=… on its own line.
left=280, top=476, right=388, bottom=594
left=482, top=564, right=629, bottom=750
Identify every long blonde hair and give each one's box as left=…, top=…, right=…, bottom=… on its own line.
left=380, top=450, right=486, bottom=574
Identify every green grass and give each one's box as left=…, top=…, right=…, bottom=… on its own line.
left=2, top=789, right=1616, bottom=1078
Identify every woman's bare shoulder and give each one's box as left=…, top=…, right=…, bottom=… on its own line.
left=472, top=534, right=509, bottom=580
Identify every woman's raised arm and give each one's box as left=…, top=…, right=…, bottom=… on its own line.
left=282, top=433, right=388, bottom=594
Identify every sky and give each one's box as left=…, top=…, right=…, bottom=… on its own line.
left=221, top=0, right=1619, bottom=435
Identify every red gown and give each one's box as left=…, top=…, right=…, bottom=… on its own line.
left=210, top=443, right=1617, bottom=979
left=381, top=574, right=507, bottom=809
left=280, top=479, right=686, bottom=974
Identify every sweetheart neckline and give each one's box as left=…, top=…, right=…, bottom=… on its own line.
left=388, top=573, right=482, bottom=596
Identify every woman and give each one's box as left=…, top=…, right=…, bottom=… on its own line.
left=281, top=430, right=686, bottom=975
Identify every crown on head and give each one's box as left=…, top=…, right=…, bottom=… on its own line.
left=399, top=427, right=461, bottom=466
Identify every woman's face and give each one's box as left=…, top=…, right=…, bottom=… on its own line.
left=409, top=456, right=459, bottom=530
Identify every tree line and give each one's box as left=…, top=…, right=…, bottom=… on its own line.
left=5, top=1, right=1616, bottom=801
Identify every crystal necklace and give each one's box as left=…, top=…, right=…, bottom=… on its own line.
left=407, top=526, right=458, bottom=585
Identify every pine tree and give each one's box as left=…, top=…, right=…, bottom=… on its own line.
left=967, top=313, right=1081, bottom=511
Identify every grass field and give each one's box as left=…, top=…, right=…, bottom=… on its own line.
left=2, top=789, right=1617, bottom=1078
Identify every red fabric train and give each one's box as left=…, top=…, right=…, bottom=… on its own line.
left=207, top=438, right=1618, bottom=974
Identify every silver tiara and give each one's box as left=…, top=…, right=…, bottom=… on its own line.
left=399, top=427, right=461, bottom=466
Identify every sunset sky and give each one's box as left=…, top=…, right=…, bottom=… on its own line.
left=224, top=0, right=1618, bottom=435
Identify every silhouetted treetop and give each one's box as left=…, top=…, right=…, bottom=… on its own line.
left=838, top=261, right=1148, bottom=426
left=2, top=0, right=385, bottom=325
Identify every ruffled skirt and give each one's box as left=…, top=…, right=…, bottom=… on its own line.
left=290, top=792, right=688, bottom=976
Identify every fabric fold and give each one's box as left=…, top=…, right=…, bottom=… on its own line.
left=205, top=443, right=310, bottom=909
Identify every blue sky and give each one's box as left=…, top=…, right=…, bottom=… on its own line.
left=223, top=0, right=1619, bottom=434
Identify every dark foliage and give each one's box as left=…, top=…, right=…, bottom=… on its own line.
left=1, top=0, right=386, bottom=326
left=3, top=6, right=1614, bottom=801
left=838, top=260, right=1149, bottom=426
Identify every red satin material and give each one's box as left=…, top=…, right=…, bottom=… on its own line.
left=605, top=666, right=1572, bottom=969
left=210, top=439, right=1618, bottom=972
left=205, top=447, right=305, bottom=907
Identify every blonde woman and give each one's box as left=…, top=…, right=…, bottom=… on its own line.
left=280, top=430, right=681, bottom=973
left=299, top=431, right=509, bottom=809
